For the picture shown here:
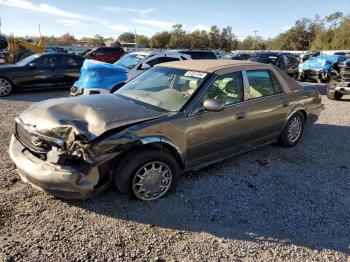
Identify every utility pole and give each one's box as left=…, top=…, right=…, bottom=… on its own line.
left=0, top=17, right=2, bottom=35
left=38, top=24, right=41, bottom=37
left=253, top=30, right=259, bottom=50
left=134, top=29, right=137, bottom=51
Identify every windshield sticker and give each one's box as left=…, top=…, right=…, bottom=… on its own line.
left=184, top=71, right=207, bottom=78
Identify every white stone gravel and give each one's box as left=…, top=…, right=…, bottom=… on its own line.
left=0, top=87, right=349, bottom=261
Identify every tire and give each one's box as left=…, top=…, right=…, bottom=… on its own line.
left=334, top=92, right=343, bottom=101
left=327, top=89, right=343, bottom=101
left=278, top=112, right=305, bottom=148
left=114, top=148, right=182, bottom=201
left=0, top=77, right=13, bottom=97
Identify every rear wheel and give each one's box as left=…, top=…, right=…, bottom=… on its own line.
left=114, top=149, right=182, bottom=201
left=278, top=112, right=305, bottom=147
left=0, top=78, right=13, bottom=97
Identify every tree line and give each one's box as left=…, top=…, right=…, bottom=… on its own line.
left=45, top=12, right=350, bottom=51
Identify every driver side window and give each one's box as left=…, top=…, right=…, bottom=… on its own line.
left=34, top=56, right=56, bottom=68
left=203, top=72, right=244, bottom=106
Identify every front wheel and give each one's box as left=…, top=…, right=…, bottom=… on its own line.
left=114, top=149, right=182, bottom=201
left=0, top=78, right=13, bottom=97
left=278, top=112, right=305, bottom=147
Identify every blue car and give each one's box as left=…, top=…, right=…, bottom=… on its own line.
left=298, top=55, right=346, bottom=83
left=70, top=59, right=128, bottom=96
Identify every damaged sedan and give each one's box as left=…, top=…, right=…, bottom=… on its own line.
left=9, top=60, right=322, bottom=201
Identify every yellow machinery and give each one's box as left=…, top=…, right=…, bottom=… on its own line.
left=4, top=35, right=46, bottom=64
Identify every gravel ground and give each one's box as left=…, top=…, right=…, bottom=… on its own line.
left=0, top=86, right=349, bottom=261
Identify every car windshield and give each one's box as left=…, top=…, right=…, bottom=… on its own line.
left=115, top=67, right=207, bottom=112
left=114, top=54, right=145, bottom=69
left=15, top=54, right=41, bottom=66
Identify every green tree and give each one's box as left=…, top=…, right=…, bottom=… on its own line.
left=136, top=34, right=149, bottom=48
left=117, top=32, right=135, bottom=43
left=209, top=25, right=221, bottom=49
left=149, top=31, right=171, bottom=49
left=187, top=30, right=210, bottom=49
left=169, top=24, right=187, bottom=48
left=60, top=33, right=76, bottom=45
left=220, top=26, right=238, bottom=51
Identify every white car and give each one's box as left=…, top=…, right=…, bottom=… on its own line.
left=114, top=51, right=191, bottom=80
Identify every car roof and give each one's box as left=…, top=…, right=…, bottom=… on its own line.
left=156, top=59, right=261, bottom=73
left=169, top=49, right=215, bottom=53
left=130, top=51, right=190, bottom=58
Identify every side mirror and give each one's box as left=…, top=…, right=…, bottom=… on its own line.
left=203, top=98, right=224, bottom=112
left=140, top=63, right=151, bottom=70
left=28, top=63, right=37, bottom=69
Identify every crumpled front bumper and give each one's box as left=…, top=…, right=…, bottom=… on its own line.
left=8, top=135, right=104, bottom=199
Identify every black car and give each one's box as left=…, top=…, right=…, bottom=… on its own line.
left=0, top=53, right=84, bottom=97
left=249, top=52, right=300, bottom=78
left=228, top=54, right=249, bottom=60
left=171, top=50, right=219, bottom=60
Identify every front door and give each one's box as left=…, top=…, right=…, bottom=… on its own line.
left=18, top=55, right=58, bottom=88
left=185, top=71, right=253, bottom=168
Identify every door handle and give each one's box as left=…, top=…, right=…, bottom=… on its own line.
left=235, top=112, right=246, bottom=120
left=282, top=101, right=290, bottom=107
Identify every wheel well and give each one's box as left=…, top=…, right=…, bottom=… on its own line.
left=299, top=109, right=307, bottom=122
left=0, top=76, right=15, bottom=91
left=113, top=142, right=185, bottom=171
left=0, top=76, right=13, bottom=85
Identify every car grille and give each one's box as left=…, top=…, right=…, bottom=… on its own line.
left=340, top=67, right=350, bottom=81
left=304, top=70, right=319, bottom=76
left=15, top=123, right=51, bottom=153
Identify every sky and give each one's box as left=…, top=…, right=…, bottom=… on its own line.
left=0, top=0, right=349, bottom=40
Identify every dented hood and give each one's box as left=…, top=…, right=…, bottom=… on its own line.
left=19, top=94, right=166, bottom=142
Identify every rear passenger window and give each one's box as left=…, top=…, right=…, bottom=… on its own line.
left=246, top=70, right=275, bottom=99
left=269, top=71, right=284, bottom=94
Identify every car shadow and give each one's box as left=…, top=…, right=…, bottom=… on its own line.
left=0, top=89, right=69, bottom=102
left=64, top=123, right=350, bottom=255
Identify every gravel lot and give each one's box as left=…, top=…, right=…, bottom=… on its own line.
left=0, top=86, right=349, bottom=261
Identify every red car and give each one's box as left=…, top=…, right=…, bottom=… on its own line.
left=86, top=47, right=126, bottom=63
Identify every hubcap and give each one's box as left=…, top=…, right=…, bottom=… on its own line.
left=0, top=78, right=11, bottom=97
left=287, top=116, right=302, bottom=143
left=132, top=161, right=173, bottom=201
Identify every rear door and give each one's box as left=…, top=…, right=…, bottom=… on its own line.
left=243, top=69, right=289, bottom=144
left=55, top=55, right=84, bottom=86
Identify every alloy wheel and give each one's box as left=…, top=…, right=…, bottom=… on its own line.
left=0, top=78, right=12, bottom=97
left=287, top=116, right=302, bottom=143
left=132, top=161, right=173, bottom=201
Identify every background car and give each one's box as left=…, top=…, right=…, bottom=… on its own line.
left=9, top=60, right=322, bottom=201
left=0, top=53, right=84, bottom=97
left=115, top=51, right=191, bottom=80
left=298, top=54, right=347, bottom=83
left=71, top=51, right=191, bottom=96
left=85, top=47, right=126, bottom=63
left=170, top=50, right=219, bottom=59
left=249, top=52, right=300, bottom=78
left=327, top=58, right=350, bottom=100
